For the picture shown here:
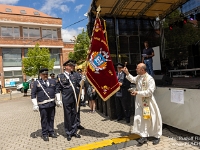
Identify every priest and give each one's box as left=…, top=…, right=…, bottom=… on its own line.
left=122, top=63, right=162, bottom=146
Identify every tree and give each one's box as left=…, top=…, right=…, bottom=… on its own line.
left=68, top=29, right=90, bottom=65
left=22, top=44, right=55, bottom=78
left=162, top=9, right=200, bottom=60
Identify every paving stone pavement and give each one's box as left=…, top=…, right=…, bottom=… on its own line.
left=0, top=91, right=200, bottom=150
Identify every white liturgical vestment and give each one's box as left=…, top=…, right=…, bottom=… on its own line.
left=126, top=73, right=162, bottom=138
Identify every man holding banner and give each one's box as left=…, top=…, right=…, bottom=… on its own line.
left=56, top=60, right=82, bottom=141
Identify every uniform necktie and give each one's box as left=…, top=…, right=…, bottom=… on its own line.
left=44, top=80, right=48, bottom=87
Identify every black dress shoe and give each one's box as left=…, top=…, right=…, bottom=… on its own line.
left=137, top=137, right=147, bottom=146
left=49, top=133, right=57, bottom=138
left=42, top=135, right=49, bottom=141
left=117, top=118, right=123, bottom=121
left=77, top=125, right=85, bottom=130
left=66, top=135, right=71, bottom=141
left=152, top=138, right=160, bottom=145
left=72, top=133, right=81, bottom=138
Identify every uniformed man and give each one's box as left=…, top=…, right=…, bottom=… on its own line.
left=56, top=60, right=84, bottom=141
left=31, top=68, right=62, bottom=141
left=115, top=63, right=131, bottom=123
left=50, top=73, right=55, bottom=79
left=71, top=61, right=85, bottom=130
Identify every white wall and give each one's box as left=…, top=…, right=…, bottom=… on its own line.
left=152, top=46, right=161, bottom=70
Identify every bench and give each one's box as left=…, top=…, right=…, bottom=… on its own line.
left=168, top=68, right=200, bottom=77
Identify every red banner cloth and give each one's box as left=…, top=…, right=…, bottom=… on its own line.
left=86, top=17, right=120, bottom=101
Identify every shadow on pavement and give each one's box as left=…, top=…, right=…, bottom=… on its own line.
left=81, top=109, right=92, bottom=113
left=79, top=128, right=109, bottom=138
left=56, top=122, right=109, bottom=138
left=56, top=122, right=66, bottom=137
left=109, top=130, right=130, bottom=137
left=30, top=129, right=42, bottom=138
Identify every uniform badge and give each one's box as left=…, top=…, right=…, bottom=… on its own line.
left=37, top=84, right=41, bottom=87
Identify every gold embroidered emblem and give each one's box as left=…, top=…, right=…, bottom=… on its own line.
left=101, top=85, right=110, bottom=94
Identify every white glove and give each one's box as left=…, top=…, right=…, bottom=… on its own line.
left=32, top=99, right=39, bottom=112
left=33, top=105, right=39, bottom=112
left=81, top=75, right=86, bottom=81
left=56, top=93, right=61, bottom=101
left=81, top=94, right=84, bottom=101
left=56, top=100, right=62, bottom=107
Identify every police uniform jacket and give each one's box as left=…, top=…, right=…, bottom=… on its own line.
left=116, top=71, right=131, bottom=98
left=71, top=71, right=82, bottom=94
left=56, top=71, right=81, bottom=104
left=31, top=79, right=56, bottom=109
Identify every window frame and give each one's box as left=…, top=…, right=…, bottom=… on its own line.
left=23, top=27, right=40, bottom=39
left=42, top=28, right=58, bottom=40
left=1, top=26, right=20, bottom=38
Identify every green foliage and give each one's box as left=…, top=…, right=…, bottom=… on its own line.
left=22, top=44, right=55, bottom=77
left=163, top=9, right=200, bottom=60
left=68, top=29, right=90, bottom=65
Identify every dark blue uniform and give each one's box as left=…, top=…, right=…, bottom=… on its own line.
left=31, top=79, right=56, bottom=136
left=71, top=71, right=82, bottom=126
left=56, top=71, right=81, bottom=136
left=115, top=71, right=131, bottom=123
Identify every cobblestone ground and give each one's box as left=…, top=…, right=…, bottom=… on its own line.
left=0, top=92, right=200, bottom=150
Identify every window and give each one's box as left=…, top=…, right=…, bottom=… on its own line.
left=23, top=27, right=40, bottom=38
left=23, top=27, right=28, bottom=38
left=50, top=49, right=60, bottom=65
left=34, top=11, right=40, bottom=15
left=1, top=26, right=12, bottom=37
left=14, top=71, right=22, bottom=76
left=29, top=28, right=40, bottom=38
left=6, top=8, right=12, bottom=12
left=42, top=29, right=58, bottom=39
left=1, top=26, right=19, bottom=38
left=24, top=49, right=28, bottom=57
left=13, top=27, right=20, bottom=37
left=20, top=10, right=26, bottom=14
left=2, top=48, right=22, bottom=67
left=4, top=71, right=12, bottom=77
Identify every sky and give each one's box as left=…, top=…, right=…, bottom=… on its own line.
left=0, top=0, right=92, bottom=42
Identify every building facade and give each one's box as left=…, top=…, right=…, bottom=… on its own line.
left=0, top=4, right=64, bottom=87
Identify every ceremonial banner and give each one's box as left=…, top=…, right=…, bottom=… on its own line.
left=86, top=16, right=120, bottom=101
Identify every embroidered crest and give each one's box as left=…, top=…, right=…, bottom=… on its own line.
left=101, top=85, right=110, bottom=94
left=94, top=23, right=101, bottom=32
left=88, top=48, right=110, bottom=73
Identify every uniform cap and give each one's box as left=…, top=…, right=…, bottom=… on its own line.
left=50, top=73, right=55, bottom=76
left=116, top=62, right=124, bottom=68
left=39, top=68, right=48, bottom=74
left=63, top=59, right=75, bottom=66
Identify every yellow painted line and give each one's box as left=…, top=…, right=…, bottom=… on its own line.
left=67, top=134, right=140, bottom=150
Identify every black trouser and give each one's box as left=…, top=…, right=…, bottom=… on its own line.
left=115, top=97, right=131, bottom=120
left=39, top=107, right=55, bottom=136
left=63, top=102, right=77, bottom=135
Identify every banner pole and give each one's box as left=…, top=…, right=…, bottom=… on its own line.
left=76, top=5, right=102, bottom=111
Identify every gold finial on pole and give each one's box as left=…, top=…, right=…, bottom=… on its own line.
left=125, top=62, right=127, bottom=67
left=96, top=5, right=101, bottom=13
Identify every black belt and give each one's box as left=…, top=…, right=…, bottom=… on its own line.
left=144, top=57, right=152, bottom=60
